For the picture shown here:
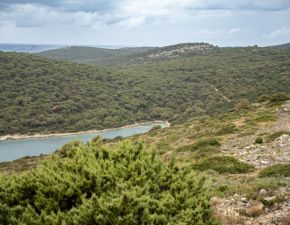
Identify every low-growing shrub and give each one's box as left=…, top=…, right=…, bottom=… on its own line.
left=254, top=112, right=277, bottom=122
left=192, top=156, right=255, bottom=174
left=268, top=93, right=289, bottom=105
left=255, top=137, right=263, bottom=144
left=194, top=146, right=220, bottom=160
left=57, top=140, right=84, bottom=157
left=259, top=164, right=290, bottom=177
left=215, top=124, right=237, bottom=136
left=176, top=137, right=220, bottom=152
left=258, top=93, right=289, bottom=105
left=0, top=141, right=220, bottom=225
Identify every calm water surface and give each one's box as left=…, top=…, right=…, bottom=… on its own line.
left=0, top=122, right=168, bottom=162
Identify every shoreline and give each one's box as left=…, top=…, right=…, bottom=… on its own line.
left=0, top=121, right=170, bottom=141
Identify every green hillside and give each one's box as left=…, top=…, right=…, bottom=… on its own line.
left=1, top=46, right=290, bottom=135
left=268, top=42, right=290, bottom=49
left=2, top=98, right=290, bottom=224
left=36, top=43, right=217, bottom=66
left=36, top=46, right=154, bottom=66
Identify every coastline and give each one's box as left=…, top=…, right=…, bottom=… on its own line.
left=0, top=120, right=170, bottom=141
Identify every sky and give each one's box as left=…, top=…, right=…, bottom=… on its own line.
left=0, top=0, right=290, bottom=47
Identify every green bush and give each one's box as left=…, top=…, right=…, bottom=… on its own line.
left=192, top=156, right=255, bottom=174
left=0, top=141, right=219, bottom=225
left=254, top=113, right=277, bottom=122
left=255, top=137, right=263, bottom=144
left=258, top=93, right=289, bottom=105
left=259, top=164, right=290, bottom=177
left=268, top=93, right=289, bottom=105
left=176, top=137, right=220, bottom=152
left=215, top=124, right=237, bottom=136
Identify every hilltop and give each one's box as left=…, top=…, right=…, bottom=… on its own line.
left=36, top=42, right=217, bottom=66
left=36, top=46, right=154, bottom=66
left=268, top=43, right=290, bottom=49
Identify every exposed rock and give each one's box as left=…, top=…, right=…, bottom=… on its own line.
left=212, top=196, right=290, bottom=225
left=263, top=196, right=277, bottom=205
left=245, top=200, right=264, bottom=217
left=241, top=197, right=248, bottom=203
left=275, top=134, right=290, bottom=148
left=259, top=189, right=268, bottom=196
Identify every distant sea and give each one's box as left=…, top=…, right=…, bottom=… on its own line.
left=0, top=43, right=132, bottom=53
left=0, top=43, right=66, bottom=53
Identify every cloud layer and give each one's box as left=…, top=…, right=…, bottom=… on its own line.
left=0, top=0, right=289, bottom=46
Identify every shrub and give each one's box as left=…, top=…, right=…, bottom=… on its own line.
left=176, top=137, right=220, bottom=152
left=215, top=124, right=237, bottom=136
left=259, top=164, right=290, bottom=177
left=235, top=99, right=250, bottom=112
left=192, top=156, right=255, bottom=174
left=57, top=140, right=84, bottom=157
left=0, top=141, right=220, bottom=225
left=255, top=137, right=263, bottom=144
left=268, top=93, right=289, bottom=105
left=254, top=112, right=277, bottom=122
left=257, top=93, right=289, bottom=105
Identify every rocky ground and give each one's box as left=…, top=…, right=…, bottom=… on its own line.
left=221, top=101, right=290, bottom=168
left=214, top=101, right=290, bottom=224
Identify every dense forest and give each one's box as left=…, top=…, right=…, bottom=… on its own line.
left=1, top=45, right=290, bottom=135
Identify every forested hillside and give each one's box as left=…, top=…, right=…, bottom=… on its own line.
left=1, top=46, right=290, bottom=135
left=36, top=46, right=154, bottom=66
left=36, top=43, right=217, bottom=66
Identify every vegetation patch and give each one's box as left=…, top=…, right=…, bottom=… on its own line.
left=215, top=123, right=237, bottom=136
left=266, top=131, right=290, bottom=142
left=176, top=137, right=220, bottom=152
left=0, top=141, right=219, bottom=225
left=254, top=112, right=277, bottom=123
left=255, top=137, right=264, bottom=144
left=259, top=164, right=290, bottom=177
left=259, top=93, right=289, bottom=105
left=193, top=146, right=220, bottom=160
left=192, top=156, right=255, bottom=174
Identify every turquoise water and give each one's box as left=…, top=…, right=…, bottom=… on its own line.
left=0, top=122, right=168, bottom=162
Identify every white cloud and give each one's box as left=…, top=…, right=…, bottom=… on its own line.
left=267, top=27, right=290, bottom=38
left=228, top=28, right=241, bottom=35
left=117, top=16, right=146, bottom=29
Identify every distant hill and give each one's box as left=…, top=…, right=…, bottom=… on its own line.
left=1, top=46, right=290, bottom=135
left=36, top=43, right=217, bottom=66
left=36, top=46, right=154, bottom=66
left=268, top=43, right=290, bottom=49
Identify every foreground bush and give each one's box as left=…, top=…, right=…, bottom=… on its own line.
left=259, top=164, right=290, bottom=177
left=192, top=156, right=255, bottom=174
left=0, top=140, right=219, bottom=225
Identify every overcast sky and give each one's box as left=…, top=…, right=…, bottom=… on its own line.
left=0, top=0, right=290, bottom=47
